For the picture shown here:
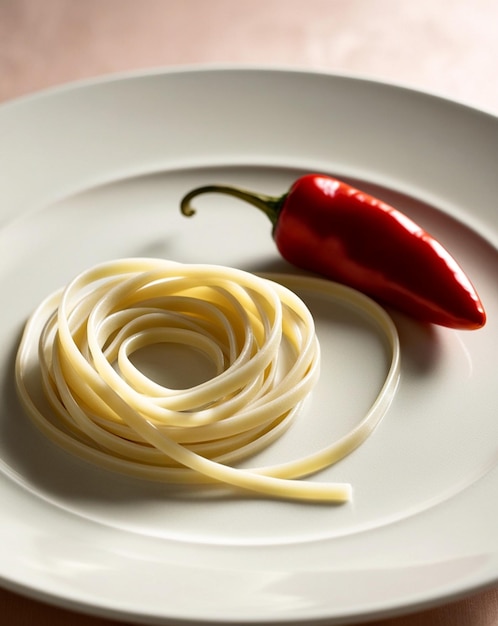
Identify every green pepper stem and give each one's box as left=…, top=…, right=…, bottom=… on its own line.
left=180, top=184, right=284, bottom=227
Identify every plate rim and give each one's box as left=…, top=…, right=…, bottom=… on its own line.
left=2, top=62, right=497, bottom=120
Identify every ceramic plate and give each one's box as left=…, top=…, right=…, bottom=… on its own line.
left=0, top=68, right=497, bottom=625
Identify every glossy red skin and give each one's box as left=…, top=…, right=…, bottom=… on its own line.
left=273, top=175, right=486, bottom=329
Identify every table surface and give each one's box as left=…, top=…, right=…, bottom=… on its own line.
left=0, top=1, right=497, bottom=625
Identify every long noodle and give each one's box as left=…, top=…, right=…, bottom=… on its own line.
left=15, top=258, right=400, bottom=503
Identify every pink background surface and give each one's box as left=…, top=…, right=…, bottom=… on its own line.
left=1, top=1, right=497, bottom=624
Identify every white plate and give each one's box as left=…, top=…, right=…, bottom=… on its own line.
left=0, top=68, right=497, bottom=625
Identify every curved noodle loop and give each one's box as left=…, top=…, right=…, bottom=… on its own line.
left=15, top=258, right=400, bottom=502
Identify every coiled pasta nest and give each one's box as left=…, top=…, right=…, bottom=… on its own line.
left=15, top=258, right=400, bottom=502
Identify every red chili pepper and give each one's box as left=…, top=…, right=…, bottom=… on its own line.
left=180, top=174, right=486, bottom=330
